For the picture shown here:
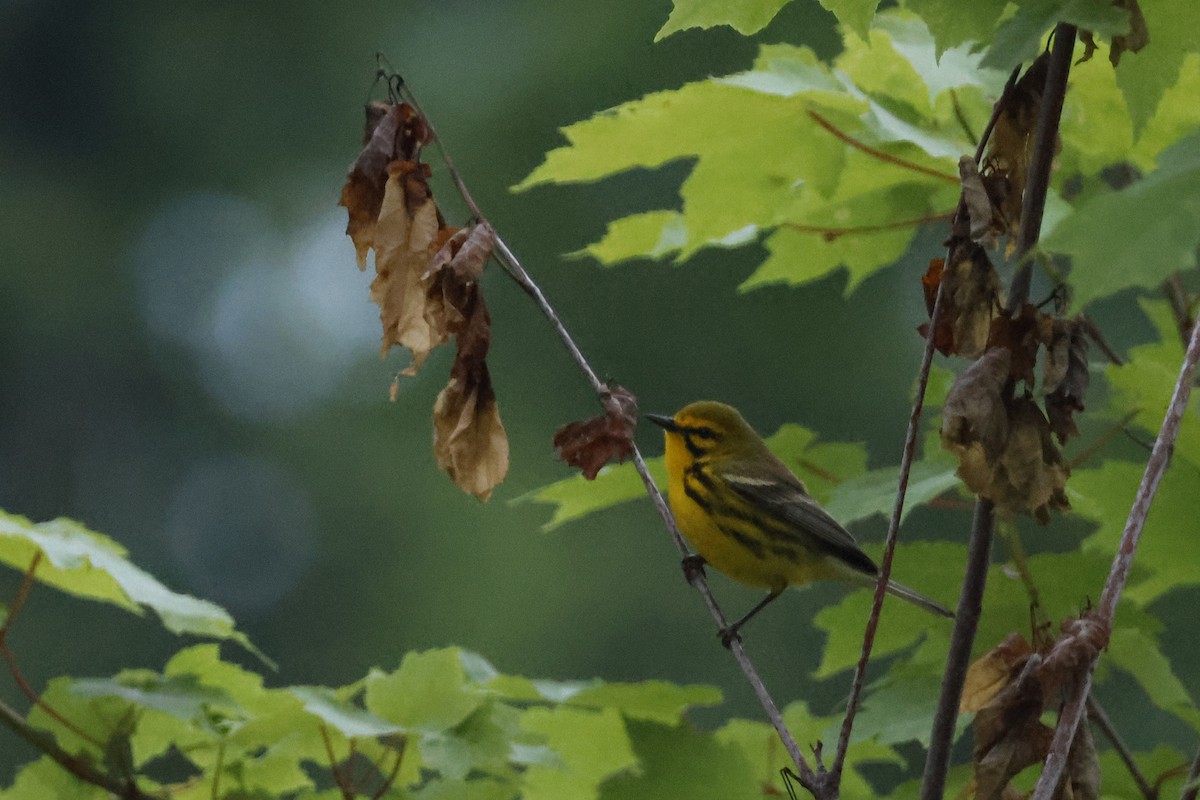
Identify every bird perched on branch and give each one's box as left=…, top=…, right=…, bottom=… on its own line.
left=646, top=401, right=952, bottom=644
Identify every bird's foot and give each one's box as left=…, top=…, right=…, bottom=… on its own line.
left=718, top=623, right=743, bottom=649
left=681, top=554, right=707, bottom=583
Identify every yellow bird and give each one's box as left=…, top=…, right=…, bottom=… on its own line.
left=646, top=401, right=952, bottom=643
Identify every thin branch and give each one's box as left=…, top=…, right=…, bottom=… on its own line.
left=997, top=519, right=1043, bottom=621
left=950, top=89, right=978, bottom=147
left=1087, top=694, right=1155, bottom=800
left=210, top=739, right=225, bottom=800
left=395, top=79, right=819, bottom=791
left=1163, top=274, right=1193, bottom=348
left=1008, top=27, right=1078, bottom=313
left=1079, top=314, right=1124, bottom=366
left=830, top=253, right=949, bottom=786
left=1031, top=296, right=1200, bottom=800
left=0, top=552, right=42, bottom=633
left=320, top=725, right=354, bottom=800
left=807, top=110, right=960, bottom=184
left=920, top=499, right=996, bottom=800
left=781, top=211, right=955, bottom=239
left=831, top=61, right=1024, bottom=797
left=370, top=738, right=407, bottom=800
left=1182, top=745, right=1200, bottom=800
left=1068, top=409, right=1140, bottom=469
left=0, top=698, right=160, bottom=799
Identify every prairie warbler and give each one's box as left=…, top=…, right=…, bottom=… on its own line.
left=647, top=401, right=952, bottom=643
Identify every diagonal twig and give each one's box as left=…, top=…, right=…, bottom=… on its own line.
left=1087, top=694, right=1155, bottom=800
left=394, top=79, right=820, bottom=791
left=1032, top=304, right=1200, bottom=800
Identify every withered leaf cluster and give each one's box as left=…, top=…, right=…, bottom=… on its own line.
left=939, top=306, right=1091, bottom=523
left=982, top=53, right=1050, bottom=241
left=962, top=621, right=1109, bottom=800
left=930, top=119, right=1091, bottom=522
left=553, top=386, right=639, bottom=480
left=921, top=245, right=1003, bottom=359
left=340, top=101, right=508, bottom=501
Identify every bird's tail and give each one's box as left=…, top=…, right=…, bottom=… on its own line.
left=885, top=579, right=954, bottom=618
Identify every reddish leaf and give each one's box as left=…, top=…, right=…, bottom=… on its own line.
left=988, top=303, right=1040, bottom=385
left=553, top=387, right=640, bottom=480
left=341, top=103, right=405, bottom=268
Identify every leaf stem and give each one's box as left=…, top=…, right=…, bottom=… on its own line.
left=806, top=110, right=959, bottom=184
left=781, top=211, right=954, bottom=239
left=397, top=79, right=819, bottom=791
left=0, top=698, right=160, bottom=799
left=1086, top=694, right=1155, bottom=800
left=1182, top=745, right=1200, bottom=800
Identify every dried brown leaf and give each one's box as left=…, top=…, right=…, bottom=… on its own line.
left=341, top=104, right=404, bottom=269
left=1061, top=723, right=1101, bottom=800
left=950, top=244, right=1003, bottom=359
left=960, top=157, right=1003, bottom=247
left=985, top=53, right=1050, bottom=235
left=553, top=386, right=639, bottom=480
left=1040, top=614, right=1110, bottom=699
left=370, top=162, right=446, bottom=373
left=973, top=653, right=1053, bottom=800
left=446, top=222, right=496, bottom=281
left=433, top=288, right=509, bottom=501
left=994, top=396, right=1071, bottom=523
left=989, top=304, right=1040, bottom=386
left=942, top=348, right=1011, bottom=466
left=1044, top=319, right=1090, bottom=444
left=962, top=633, right=1034, bottom=713
left=1110, top=0, right=1149, bottom=66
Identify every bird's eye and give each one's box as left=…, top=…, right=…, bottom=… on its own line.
left=690, top=426, right=719, bottom=441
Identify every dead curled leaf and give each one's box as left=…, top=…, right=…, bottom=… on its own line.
left=964, top=620, right=1108, bottom=800
left=553, top=386, right=639, bottom=479
left=985, top=52, right=1050, bottom=239
left=433, top=287, right=509, bottom=501
left=1043, top=319, right=1090, bottom=444
left=919, top=241, right=1003, bottom=360
left=341, top=101, right=508, bottom=501
left=941, top=350, right=1070, bottom=523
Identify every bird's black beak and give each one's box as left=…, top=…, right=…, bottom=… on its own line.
left=645, top=413, right=680, bottom=432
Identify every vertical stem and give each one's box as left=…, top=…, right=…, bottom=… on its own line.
left=1008, top=25, right=1078, bottom=311
left=919, top=499, right=995, bottom=800
left=922, top=25, right=1077, bottom=800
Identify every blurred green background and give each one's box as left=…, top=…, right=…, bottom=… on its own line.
left=0, top=0, right=985, bottom=780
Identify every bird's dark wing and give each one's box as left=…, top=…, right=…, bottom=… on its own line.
left=718, top=453, right=878, bottom=576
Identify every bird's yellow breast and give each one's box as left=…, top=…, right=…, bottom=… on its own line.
left=662, top=434, right=832, bottom=592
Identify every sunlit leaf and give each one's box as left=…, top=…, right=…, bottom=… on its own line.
left=655, top=0, right=793, bottom=39
left=1044, top=132, right=1200, bottom=309
left=0, top=513, right=264, bottom=662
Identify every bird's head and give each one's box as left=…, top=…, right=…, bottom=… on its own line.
left=645, top=401, right=763, bottom=460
